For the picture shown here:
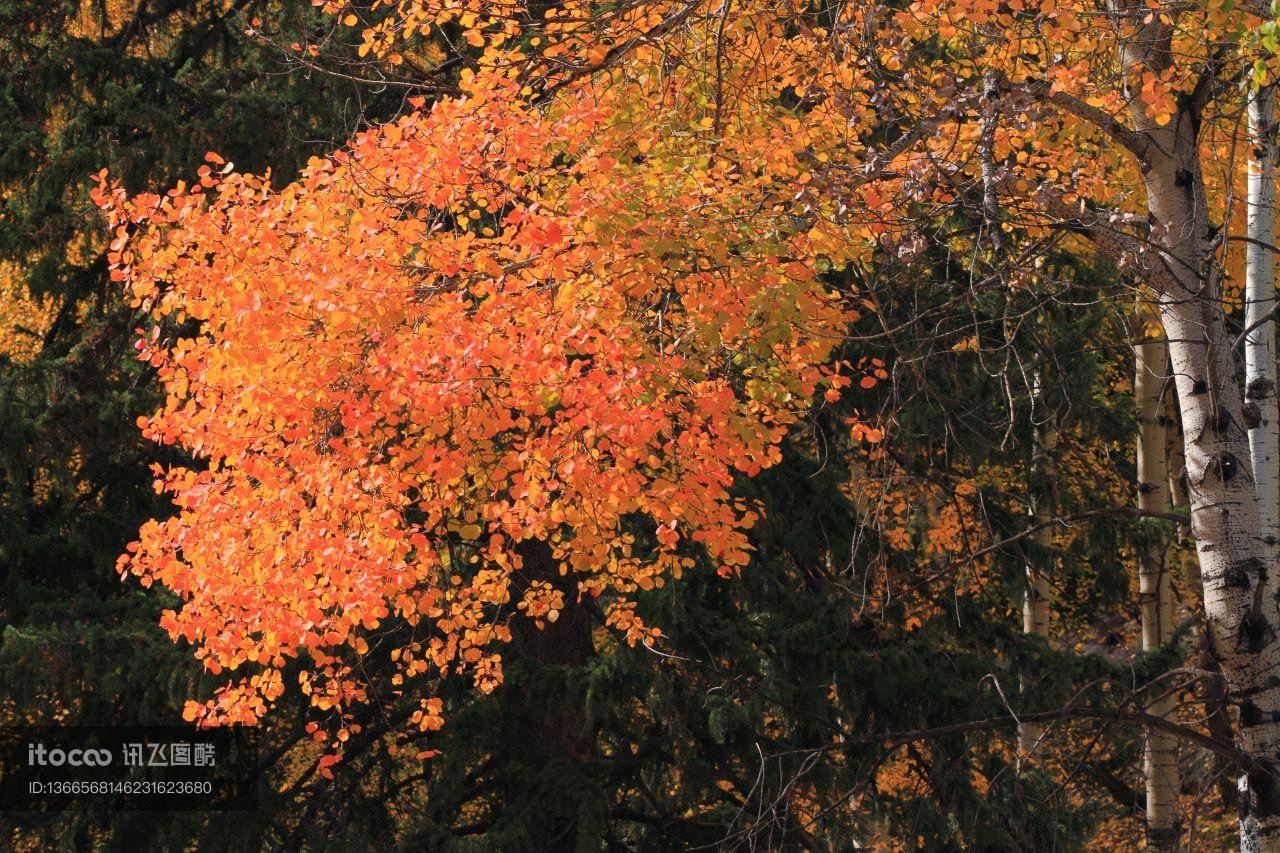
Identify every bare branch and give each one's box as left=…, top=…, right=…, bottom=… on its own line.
left=828, top=705, right=1268, bottom=779
left=965, top=506, right=1189, bottom=564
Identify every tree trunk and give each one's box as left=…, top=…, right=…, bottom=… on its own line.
left=1018, top=387, right=1056, bottom=759
left=1169, top=395, right=1240, bottom=814
left=501, top=538, right=599, bottom=852
left=1246, top=82, right=1280, bottom=585
left=1136, top=294, right=1180, bottom=850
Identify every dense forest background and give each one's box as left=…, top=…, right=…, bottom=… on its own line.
left=0, top=0, right=1271, bottom=850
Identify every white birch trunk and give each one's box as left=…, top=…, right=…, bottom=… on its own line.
left=1136, top=295, right=1180, bottom=850
left=1156, top=243, right=1280, bottom=853
left=1247, top=83, right=1280, bottom=576
left=1169, top=390, right=1241, bottom=812
left=1018, top=394, right=1056, bottom=758
left=1237, top=81, right=1280, bottom=852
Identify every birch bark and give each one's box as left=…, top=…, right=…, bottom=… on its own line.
left=1136, top=295, right=1179, bottom=850
left=1246, top=83, right=1280, bottom=579
left=1018, top=392, right=1056, bottom=758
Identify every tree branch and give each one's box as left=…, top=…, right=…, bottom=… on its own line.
left=1018, top=77, right=1154, bottom=164
left=830, top=705, right=1268, bottom=778
left=965, top=506, right=1189, bottom=564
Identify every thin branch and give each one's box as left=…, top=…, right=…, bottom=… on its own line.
left=828, top=706, right=1267, bottom=778
left=964, top=506, right=1189, bottom=564
left=1235, top=303, right=1280, bottom=349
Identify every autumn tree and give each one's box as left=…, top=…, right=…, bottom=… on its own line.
left=96, top=50, right=855, bottom=726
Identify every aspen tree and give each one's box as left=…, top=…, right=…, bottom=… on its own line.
left=1136, top=294, right=1179, bottom=851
